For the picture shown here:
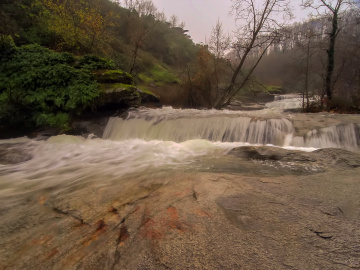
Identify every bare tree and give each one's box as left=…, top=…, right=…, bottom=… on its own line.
left=215, top=0, right=293, bottom=108
left=295, top=25, right=321, bottom=110
left=179, top=21, right=186, bottom=29
left=128, top=17, right=158, bottom=75
left=302, top=0, right=355, bottom=105
left=155, top=11, right=167, bottom=23
left=122, top=3, right=158, bottom=75
left=169, top=14, right=178, bottom=27
left=122, top=0, right=157, bottom=16
left=208, top=20, right=231, bottom=106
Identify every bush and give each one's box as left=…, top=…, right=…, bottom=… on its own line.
left=77, top=55, right=115, bottom=70
left=0, top=44, right=99, bottom=130
left=0, top=35, right=16, bottom=60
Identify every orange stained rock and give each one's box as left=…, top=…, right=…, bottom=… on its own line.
left=38, top=196, right=47, bottom=205
left=194, top=208, right=213, bottom=218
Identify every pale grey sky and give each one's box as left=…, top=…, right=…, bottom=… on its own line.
left=151, top=0, right=310, bottom=44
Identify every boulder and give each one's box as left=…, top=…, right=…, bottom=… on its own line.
left=313, top=148, right=360, bottom=168
left=94, top=70, right=133, bottom=84
left=229, top=146, right=360, bottom=170
left=95, top=84, right=161, bottom=110
left=229, top=146, right=316, bottom=162
left=136, top=88, right=160, bottom=105
left=96, top=84, right=141, bottom=109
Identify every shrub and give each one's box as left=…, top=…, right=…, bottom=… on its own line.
left=0, top=44, right=99, bottom=130
left=0, top=35, right=16, bottom=60
left=77, top=55, right=115, bottom=70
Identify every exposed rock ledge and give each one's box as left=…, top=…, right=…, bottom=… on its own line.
left=94, top=70, right=160, bottom=110
left=1, top=145, right=360, bottom=269
left=229, top=146, right=360, bottom=167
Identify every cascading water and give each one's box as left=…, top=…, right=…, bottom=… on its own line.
left=102, top=107, right=360, bottom=150
left=274, top=94, right=303, bottom=101
left=291, top=123, right=360, bottom=149
left=265, top=94, right=303, bottom=110
left=1, top=96, right=359, bottom=209
left=1, top=94, right=360, bottom=270
left=103, top=108, right=294, bottom=146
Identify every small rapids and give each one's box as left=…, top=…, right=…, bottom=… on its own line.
left=0, top=136, right=267, bottom=207
left=265, top=94, right=321, bottom=110
left=0, top=96, right=359, bottom=208
left=103, top=107, right=360, bottom=150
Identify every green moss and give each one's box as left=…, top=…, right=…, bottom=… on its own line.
left=265, top=85, right=282, bottom=93
left=99, top=83, right=136, bottom=92
left=77, top=55, right=115, bottom=70
left=137, top=73, right=153, bottom=84
left=103, top=70, right=128, bottom=76
left=96, top=83, right=141, bottom=108
left=138, top=87, right=156, bottom=96
left=136, top=85, right=159, bottom=98
left=95, top=70, right=133, bottom=84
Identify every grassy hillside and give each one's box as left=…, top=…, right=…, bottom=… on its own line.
left=0, top=0, right=202, bottom=130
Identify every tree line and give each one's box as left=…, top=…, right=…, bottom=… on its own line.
left=186, top=0, right=360, bottom=111
left=0, top=0, right=197, bottom=73
left=1, top=0, right=359, bottom=118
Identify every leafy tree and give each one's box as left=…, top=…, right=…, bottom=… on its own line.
left=42, top=0, right=113, bottom=52
left=0, top=35, right=16, bottom=59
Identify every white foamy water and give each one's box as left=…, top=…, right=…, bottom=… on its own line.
left=0, top=136, right=263, bottom=204
left=1, top=96, right=359, bottom=205
left=266, top=94, right=303, bottom=110
left=103, top=107, right=360, bottom=150
left=265, top=94, right=322, bottom=111
left=0, top=133, right=320, bottom=208
left=266, top=98, right=302, bottom=110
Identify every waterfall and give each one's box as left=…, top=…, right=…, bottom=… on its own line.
left=266, top=94, right=322, bottom=110
left=102, top=107, right=360, bottom=150
left=266, top=94, right=302, bottom=110
left=103, top=116, right=293, bottom=145
left=274, top=94, right=302, bottom=101
left=292, top=124, right=360, bottom=149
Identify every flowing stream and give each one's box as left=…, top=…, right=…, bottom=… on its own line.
left=0, top=97, right=359, bottom=208
left=103, top=106, right=360, bottom=149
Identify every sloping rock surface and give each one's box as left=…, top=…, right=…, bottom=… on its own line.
left=1, top=146, right=359, bottom=269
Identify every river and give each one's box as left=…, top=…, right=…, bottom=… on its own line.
left=1, top=96, right=359, bottom=269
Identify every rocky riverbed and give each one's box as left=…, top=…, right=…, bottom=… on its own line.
left=1, top=143, right=359, bottom=269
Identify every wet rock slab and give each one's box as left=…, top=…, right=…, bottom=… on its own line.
left=0, top=147, right=360, bottom=269
left=228, top=146, right=360, bottom=174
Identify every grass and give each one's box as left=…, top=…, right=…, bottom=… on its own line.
left=137, top=64, right=180, bottom=86
left=264, top=85, right=282, bottom=93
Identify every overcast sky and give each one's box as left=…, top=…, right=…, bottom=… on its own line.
left=151, top=0, right=313, bottom=44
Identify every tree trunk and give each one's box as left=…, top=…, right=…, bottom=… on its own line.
left=324, top=12, right=338, bottom=102
left=305, top=35, right=311, bottom=110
